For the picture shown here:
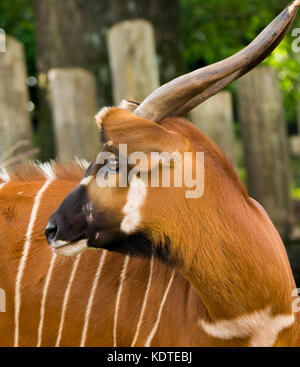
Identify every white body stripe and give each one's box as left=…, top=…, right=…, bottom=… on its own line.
left=0, top=288, right=6, bottom=312
left=200, top=306, right=295, bottom=347
left=55, top=254, right=82, bottom=347
left=113, top=255, right=130, bottom=347
left=37, top=253, right=57, bottom=347
left=14, top=179, right=53, bottom=347
left=131, top=255, right=154, bottom=347
left=144, top=270, right=175, bottom=347
left=80, top=250, right=107, bottom=347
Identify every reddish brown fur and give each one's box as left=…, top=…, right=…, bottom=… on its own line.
left=0, top=166, right=236, bottom=347
left=91, top=109, right=300, bottom=346
left=1, top=105, right=300, bottom=346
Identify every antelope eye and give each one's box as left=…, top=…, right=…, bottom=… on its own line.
left=107, top=158, right=119, bottom=172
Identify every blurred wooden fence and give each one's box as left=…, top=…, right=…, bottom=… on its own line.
left=0, top=21, right=300, bottom=238
left=107, top=19, right=160, bottom=105
left=48, top=68, right=99, bottom=161
left=0, top=36, right=35, bottom=164
left=189, top=91, right=236, bottom=164
left=237, top=67, right=292, bottom=238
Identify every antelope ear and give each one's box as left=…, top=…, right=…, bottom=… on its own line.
left=95, top=107, right=189, bottom=156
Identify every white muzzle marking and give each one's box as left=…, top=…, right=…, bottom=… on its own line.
left=51, top=239, right=88, bottom=257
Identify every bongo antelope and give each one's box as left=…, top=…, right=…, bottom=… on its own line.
left=44, top=2, right=300, bottom=347
left=0, top=1, right=299, bottom=347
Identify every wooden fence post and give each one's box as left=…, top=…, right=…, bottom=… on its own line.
left=0, top=36, right=34, bottom=160
left=107, top=19, right=160, bottom=105
left=48, top=68, right=99, bottom=161
left=237, top=65, right=292, bottom=237
left=189, top=91, right=236, bottom=163
left=297, top=100, right=300, bottom=135
left=290, top=101, right=300, bottom=156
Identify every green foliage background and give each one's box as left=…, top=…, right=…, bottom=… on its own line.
left=0, top=0, right=35, bottom=76
left=180, top=0, right=300, bottom=130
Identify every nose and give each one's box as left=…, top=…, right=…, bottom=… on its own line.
left=45, top=221, right=58, bottom=244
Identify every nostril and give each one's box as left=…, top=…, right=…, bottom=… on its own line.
left=45, top=222, right=58, bottom=244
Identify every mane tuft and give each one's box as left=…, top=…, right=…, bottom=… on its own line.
left=74, top=157, right=90, bottom=171
left=9, top=161, right=87, bottom=182
left=34, top=161, right=57, bottom=181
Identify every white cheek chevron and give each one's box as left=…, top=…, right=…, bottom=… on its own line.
left=121, top=176, right=147, bottom=234
left=0, top=165, right=10, bottom=190
left=80, top=176, right=93, bottom=186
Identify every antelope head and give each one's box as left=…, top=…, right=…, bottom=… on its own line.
left=45, top=4, right=300, bottom=346
left=46, top=3, right=298, bottom=262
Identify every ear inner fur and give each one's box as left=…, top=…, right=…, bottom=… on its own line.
left=95, top=107, right=190, bottom=157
